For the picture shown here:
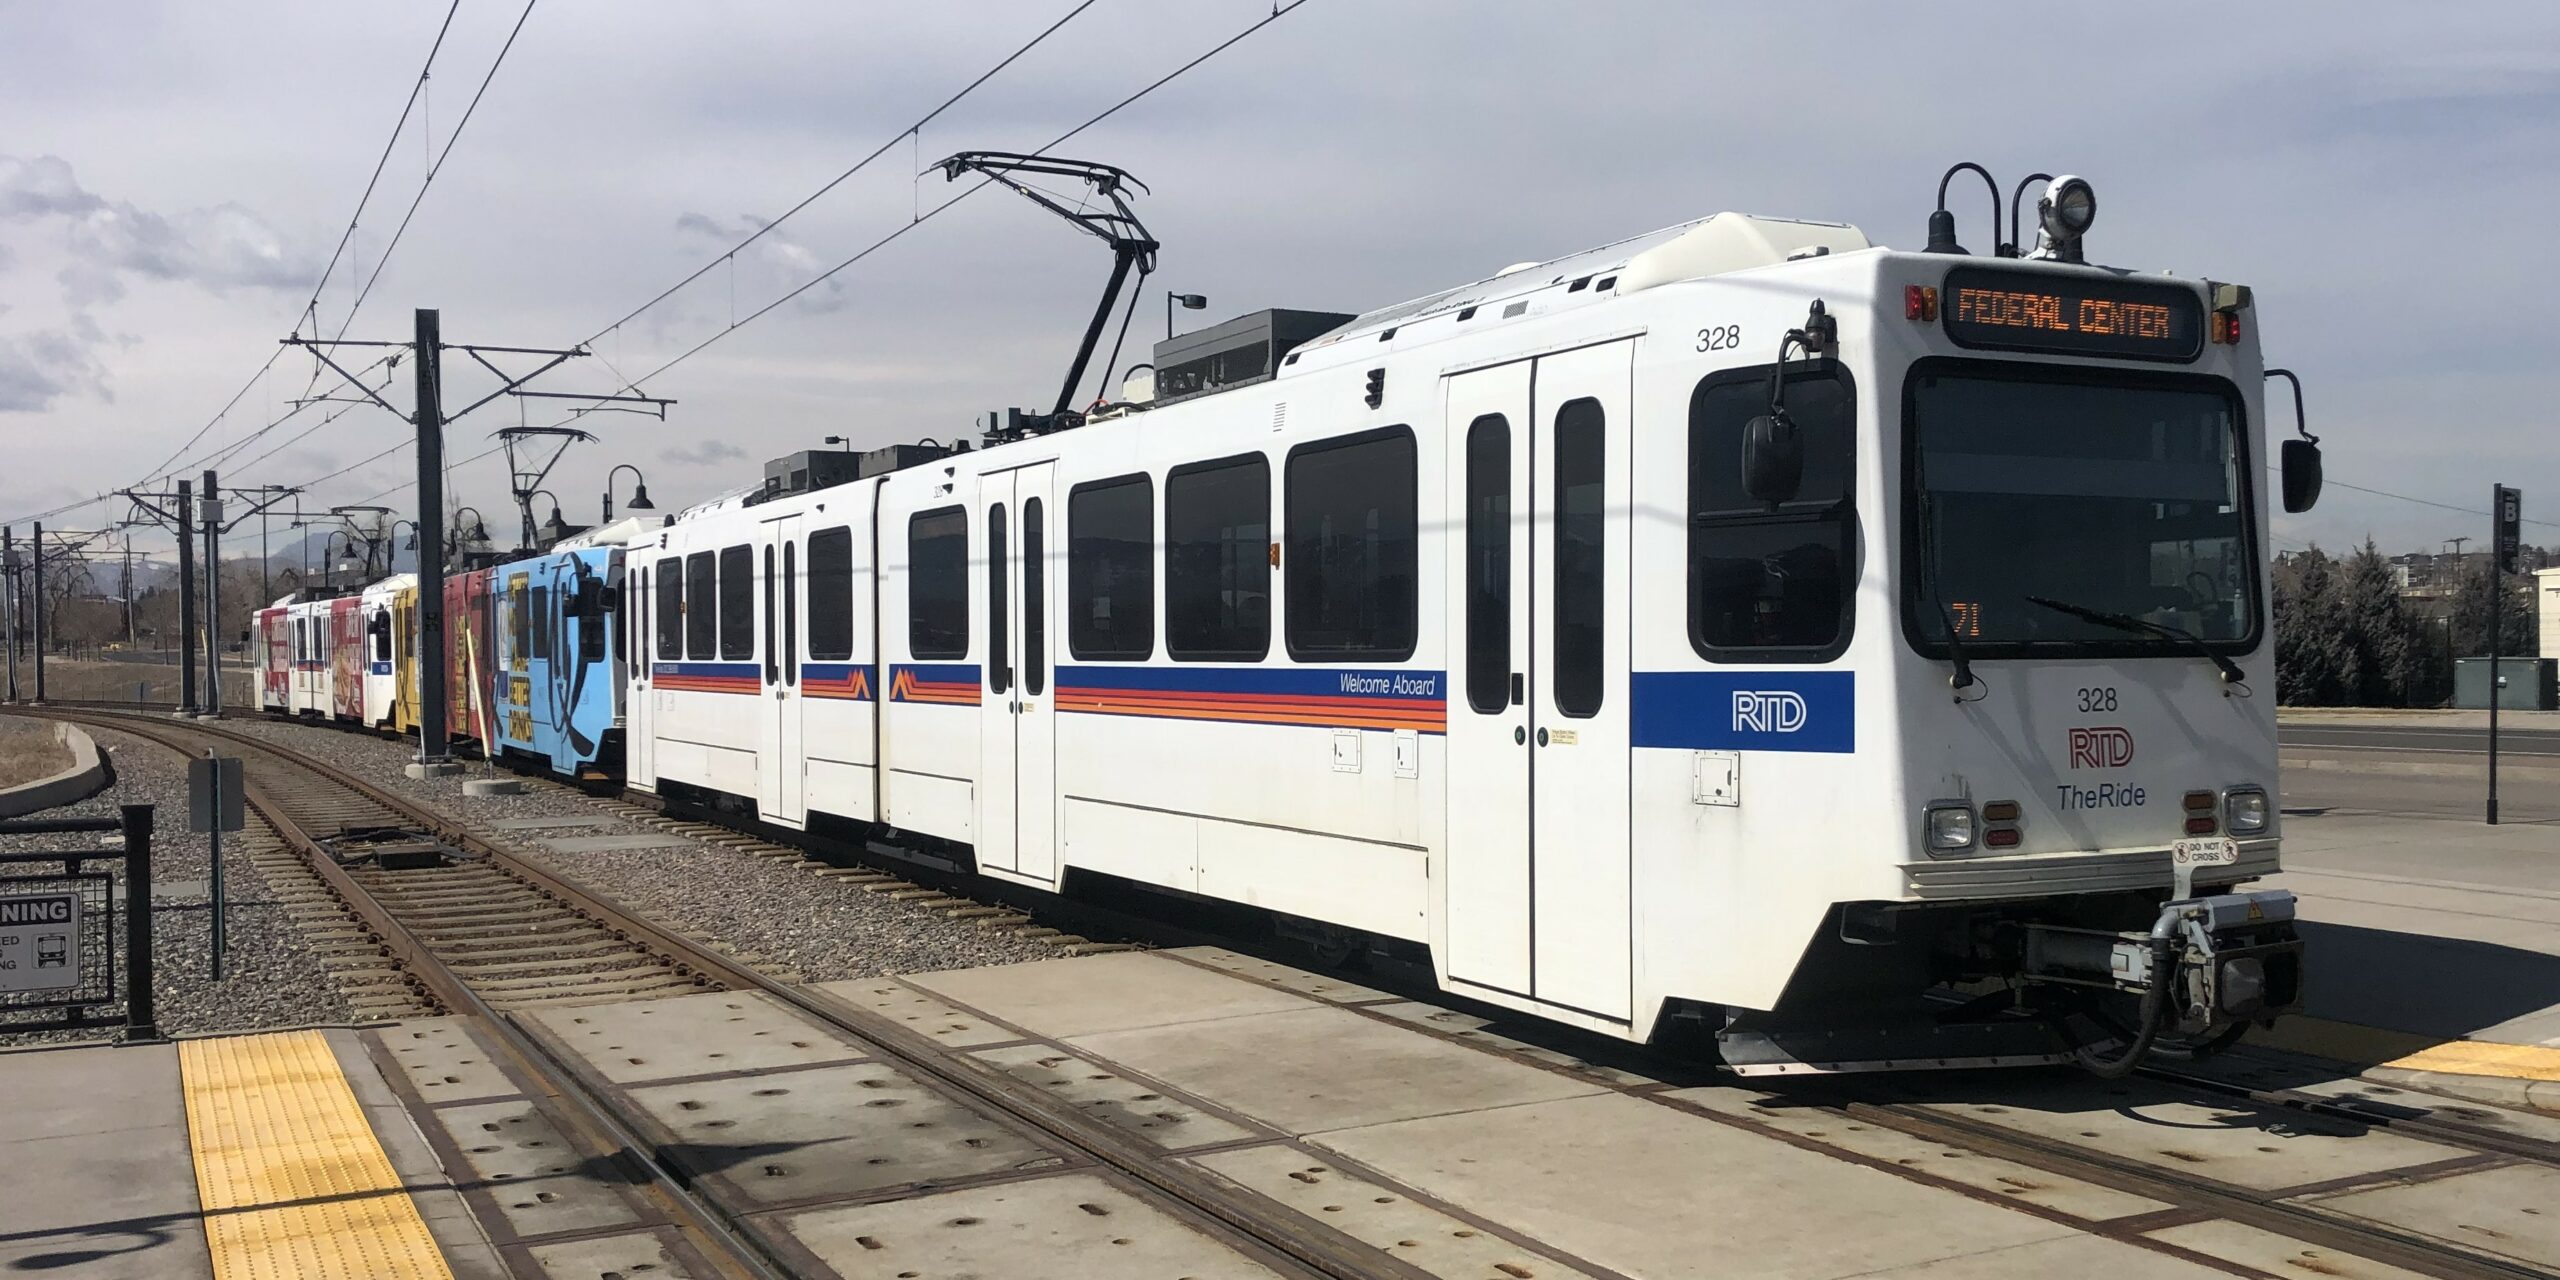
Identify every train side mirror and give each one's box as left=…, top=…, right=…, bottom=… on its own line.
left=2280, top=438, right=2323, bottom=513
left=1742, top=413, right=1805, bottom=505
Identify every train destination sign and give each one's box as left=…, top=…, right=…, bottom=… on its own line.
left=1941, top=267, right=2204, bottom=362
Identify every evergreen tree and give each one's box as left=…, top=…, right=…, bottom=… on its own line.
left=2274, top=546, right=2349, bottom=704
left=2342, top=540, right=2430, bottom=706
left=2451, top=563, right=2539, bottom=660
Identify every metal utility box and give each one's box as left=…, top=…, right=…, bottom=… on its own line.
left=856, top=443, right=953, bottom=479
left=763, top=449, right=861, bottom=498
left=2454, top=657, right=2559, bottom=710
left=1151, top=309, right=1354, bottom=406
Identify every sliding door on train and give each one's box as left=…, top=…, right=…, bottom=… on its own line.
left=977, top=462, right=1057, bottom=883
left=1442, top=339, right=1635, bottom=1024
left=759, top=512, right=806, bottom=827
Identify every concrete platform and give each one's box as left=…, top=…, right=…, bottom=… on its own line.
left=11, top=945, right=2557, bottom=1279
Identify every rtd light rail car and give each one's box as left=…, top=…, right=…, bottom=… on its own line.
left=613, top=173, right=2322, bottom=1073
left=223, top=175, right=2310, bottom=1074
left=487, top=524, right=646, bottom=779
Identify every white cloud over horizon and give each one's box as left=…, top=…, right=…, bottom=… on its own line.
left=1, top=1, right=2557, bottom=556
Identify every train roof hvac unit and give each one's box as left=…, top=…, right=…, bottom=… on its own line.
left=756, top=442, right=958, bottom=502
left=1149, top=308, right=1353, bottom=407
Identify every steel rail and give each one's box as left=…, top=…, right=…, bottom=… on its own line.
left=28, top=704, right=2560, bottom=1280
left=10, top=705, right=1432, bottom=1280
left=0, top=707, right=786, bottom=1280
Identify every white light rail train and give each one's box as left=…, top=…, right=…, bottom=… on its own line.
left=604, top=167, right=2323, bottom=1075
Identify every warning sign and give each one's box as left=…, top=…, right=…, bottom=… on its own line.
left=0, top=892, right=81, bottom=994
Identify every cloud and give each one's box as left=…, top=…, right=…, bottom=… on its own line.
left=1, top=153, right=316, bottom=303
left=0, top=325, right=114, bottom=413
left=674, top=210, right=850, bottom=314
left=660, top=438, right=748, bottom=466
left=0, top=152, right=317, bottom=413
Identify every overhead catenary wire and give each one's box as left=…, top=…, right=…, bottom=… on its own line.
left=134, top=0, right=465, bottom=489
left=329, top=0, right=540, bottom=343
left=548, top=0, right=1318, bottom=423
left=570, top=0, right=1105, bottom=352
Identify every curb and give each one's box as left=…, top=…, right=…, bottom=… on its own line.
left=2280, top=750, right=2560, bottom=784
left=0, top=720, right=115, bottom=818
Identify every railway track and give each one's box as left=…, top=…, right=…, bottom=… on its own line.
left=4, top=705, right=1430, bottom=1280
left=15, top=702, right=2558, bottom=1279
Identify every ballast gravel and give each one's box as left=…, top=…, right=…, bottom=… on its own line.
left=0, top=723, right=351, bottom=1045
left=209, top=715, right=1063, bottom=981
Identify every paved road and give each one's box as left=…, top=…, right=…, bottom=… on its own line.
left=2282, top=721, right=2560, bottom=757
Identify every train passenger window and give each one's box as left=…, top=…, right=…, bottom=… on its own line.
left=807, top=527, right=854, bottom=661
left=1463, top=414, right=1511, bottom=714
left=658, top=557, right=686, bottom=662
left=510, top=579, right=531, bottom=659
left=763, top=545, right=779, bottom=683
left=1023, top=497, right=1045, bottom=695
left=987, top=505, right=1010, bottom=695
left=718, top=545, right=754, bottom=661
left=684, top=552, right=715, bottom=659
left=1285, top=426, right=1418, bottom=661
left=532, top=587, right=553, bottom=661
left=782, top=542, right=797, bottom=686
left=909, top=507, right=969, bottom=661
left=1688, top=365, right=1856, bottom=659
left=628, top=568, right=641, bottom=666
left=1067, top=476, right=1152, bottom=661
left=581, top=574, right=607, bottom=664
left=1166, top=454, right=1270, bottom=662
left=374, top=611, right=392, bottom=662
left=1553, top=398, right=1606, bottom=717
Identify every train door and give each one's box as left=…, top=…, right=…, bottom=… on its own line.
left=546, top=562, right=573, bottom=762
left=759, top=513, right=805, bottom=826
left=629, top=560, right=656, bottom=787
left=1441, top=340, right=1635, bottom=1023
left=975, top=463, right=1056, bottom=882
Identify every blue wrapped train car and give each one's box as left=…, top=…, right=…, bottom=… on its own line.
left=488, top=518, right=656, bottom=779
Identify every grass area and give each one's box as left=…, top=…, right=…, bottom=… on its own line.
left=0, top=719, right=74, bottom=788
left=20, top=658, right=257, bottom=708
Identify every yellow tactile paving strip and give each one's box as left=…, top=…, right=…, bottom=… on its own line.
left=2383, top=1038, right=2560, bottom=1081
left=2252, top=1015, right=2560, bottom=1081
left=178, top=1031, right=456, bottom=1280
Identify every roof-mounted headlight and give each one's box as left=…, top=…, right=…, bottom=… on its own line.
left=2035, top=176, right=2096, bottom=263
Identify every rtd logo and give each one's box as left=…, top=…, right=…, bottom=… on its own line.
left=2068, top=726, right=2136, bottom=770
left=1731, top=690, right=1809, bottom=734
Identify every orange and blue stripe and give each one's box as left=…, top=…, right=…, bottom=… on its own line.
left=654, top=661, right=761, bottom=695
left=803, top=663, right=874, bottom=702
left=1055, top=665, right=1445, bottom=734
left=889, top=663, right=982, bottom=706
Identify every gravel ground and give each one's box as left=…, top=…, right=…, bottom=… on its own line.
left=0, top=723, right=352, bottom=1044
left=212, top=715, right=1063, bottom=981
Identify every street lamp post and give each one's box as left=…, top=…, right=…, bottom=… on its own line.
left=603, top=465, right=654, bottom=524
left=528, top=490, right=569, bottom=547
left=1166, top=291, right=1207, bottom=340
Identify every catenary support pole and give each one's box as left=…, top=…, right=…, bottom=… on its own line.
left=30, top=520, right=44, bottom=703
left=411, top=308, right=456, bottom=773
left=202, top=470, right=222, bottom=716
left=175, top=481, right=196, bottom=715
left=4, top=525, right=17, bottom=703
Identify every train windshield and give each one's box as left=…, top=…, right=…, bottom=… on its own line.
left=1904, top=365, right=2257, bottom=657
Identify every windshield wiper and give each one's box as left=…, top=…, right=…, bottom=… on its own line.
left=2024, top=595, right=2245, bottom=684
left=1910, top=451, right=1980, bottom=699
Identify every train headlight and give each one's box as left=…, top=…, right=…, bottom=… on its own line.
left=2041, top=176, right=2096, bottom=241
left=2225, top=787, right=2269, bottom=835
left=1925, top=803, right=1977, bottom=853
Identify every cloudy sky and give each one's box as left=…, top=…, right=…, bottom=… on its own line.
left=3, top=1, right=2556, bottom=563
